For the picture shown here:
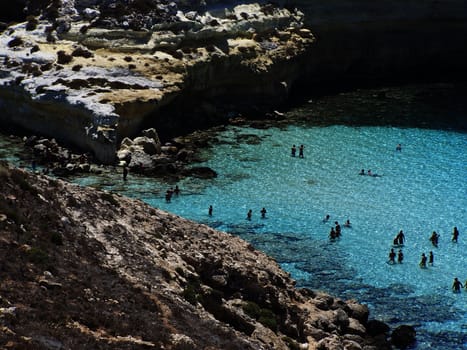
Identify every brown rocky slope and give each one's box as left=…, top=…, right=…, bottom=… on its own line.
left=0, top=161, right=394, bottom=349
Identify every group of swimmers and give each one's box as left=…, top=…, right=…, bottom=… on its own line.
left=206, top=206, right=267, bottom=220
left=246, top=207, right=267, bottom=220
left=291, top=144, right=305, bottom=158
left=164, top=185, right=180, bottom=202
left=323, top=215, right=351, bottom=240
left=389, top=227, right=465, bottom=292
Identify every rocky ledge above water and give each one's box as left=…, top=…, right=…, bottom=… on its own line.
left=0, top=0, right=313, bottom=164
left=0, top=161, right=418, bottom=349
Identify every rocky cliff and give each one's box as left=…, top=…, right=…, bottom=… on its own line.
left=0, top=161, right=398, bottom=349
left=1, top=0, right=466, bottom=163
left=0, top=1, right=313, bottom=163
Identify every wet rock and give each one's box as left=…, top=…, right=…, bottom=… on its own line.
left=345, top=300, right=369, bottom=324
left=391, top=325, right=416, bottom=349
left=366, top=319, right=390, bottom=336
left=183, top=166, right=217, bottom=178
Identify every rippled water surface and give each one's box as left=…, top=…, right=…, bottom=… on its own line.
left=1, top=85, right=466, bottom=349
left=139, top=125, right=466, bottom=349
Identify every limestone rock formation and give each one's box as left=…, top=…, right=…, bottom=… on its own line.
left=0, top=1, right=314, bottom=164
left=0, top=161, right=395, bottom=349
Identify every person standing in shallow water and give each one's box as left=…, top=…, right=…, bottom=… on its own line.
left=291, top=144, right=296, bottom=157
left=299, top=144, right=304, bottom=158
left=208, top=205, right=213, bottom=216
left=429, top=251, right=434, bottom=266
left=260, top=207, right=267, bottom=218
left=419, top=253, right=427, bottom=268
left=452, top=226, right=459, bottom=243
left=247, top=209, right=252, bottom=220
left=388, top=248, right=396, bottom=264
left=452, top=278, right=463, bottom=293
left=429, top=231, right=439, bottom=247
left=397, top=249, right=404, bottom=263
left=123, top=164, right=128, bottom=181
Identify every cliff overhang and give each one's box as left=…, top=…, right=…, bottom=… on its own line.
left=0, top=2, right=314, bottom=163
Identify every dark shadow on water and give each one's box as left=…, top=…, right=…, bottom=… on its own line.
left=231, top=229, right=467, bottom=349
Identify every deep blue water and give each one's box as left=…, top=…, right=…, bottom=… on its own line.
left=1, top=85, right=466, bottom=349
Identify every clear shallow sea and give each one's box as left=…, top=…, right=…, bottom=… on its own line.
left=77, top=123, right=467, bottom=349
left=1, top=86, right=466, bottom=349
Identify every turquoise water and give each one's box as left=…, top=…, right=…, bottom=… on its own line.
left=139, top=124, right=466, bottom=349
left=1, top=86, right=466, bottom=348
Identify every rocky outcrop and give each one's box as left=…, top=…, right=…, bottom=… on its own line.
left=0, top=161, right=398, bottom=349
left=0, top=1, right=313, bottom=164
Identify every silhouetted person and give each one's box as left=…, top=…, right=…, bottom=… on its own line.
left=429, top=251, right=434, bottom=265
left=419, top=253, right=427, bottom=268
left=396, top=230, right=405, bottom=245
left=452, top=226, right=459, bottom=243
left=291, top=144, right=296, bottom=157
left=397, top=249, right=404, bottom=263
left=260, top=207, right=267, bottom=218
left=208, top=205, right=213, bottom=216
left=123, top=165, right=128, bottom=181
left=299, top=144, right=304, bottom=158
left=452, top=278, right=463, bottom=293
left=429, top=231, right=439, bottom=247
left=388, top=248, right=396, bottom=264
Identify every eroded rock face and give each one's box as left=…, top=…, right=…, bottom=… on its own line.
left=0, top=162, right=393, bottom=349
left=0, top=1, right=314, bottom=164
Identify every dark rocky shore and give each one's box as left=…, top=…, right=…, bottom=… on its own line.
left=0, top=161, right=420, bottom=349
left=1, top=1, right=466, bottom=348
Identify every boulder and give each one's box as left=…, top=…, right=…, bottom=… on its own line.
left=391, top=325, right=416, bottom=349
left=366, top=320, right=390, bottom=336
left=133, top=136, right=160, bottom=155
left=366, top=319, right=390, bottom=336
left=345, top=300, right=369, bottom=324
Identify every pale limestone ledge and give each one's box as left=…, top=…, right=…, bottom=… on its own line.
left=0, top=3, right=314, bottom=164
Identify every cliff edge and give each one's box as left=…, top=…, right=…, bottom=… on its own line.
left=0, top=1, right=313, bottom=163
left=0, top=162, right=395, bottom=349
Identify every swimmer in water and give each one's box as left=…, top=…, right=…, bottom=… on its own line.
left=291, top=144, right=296, bottom=157
left=260, top=207, right=267, bottom=218
left=344, top=219, right=351, bottom=228
left=429, top=231, right=439, bottom=247
left=397, top=249, right=404, bottom=263
left=388, top=248, right=396, bottom=264
left=452, top=278, right=463, bottom=293
left=419, top=253, right=427, bottom=268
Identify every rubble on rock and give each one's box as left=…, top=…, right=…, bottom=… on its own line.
left=0, top=161, right=395, bottom=349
